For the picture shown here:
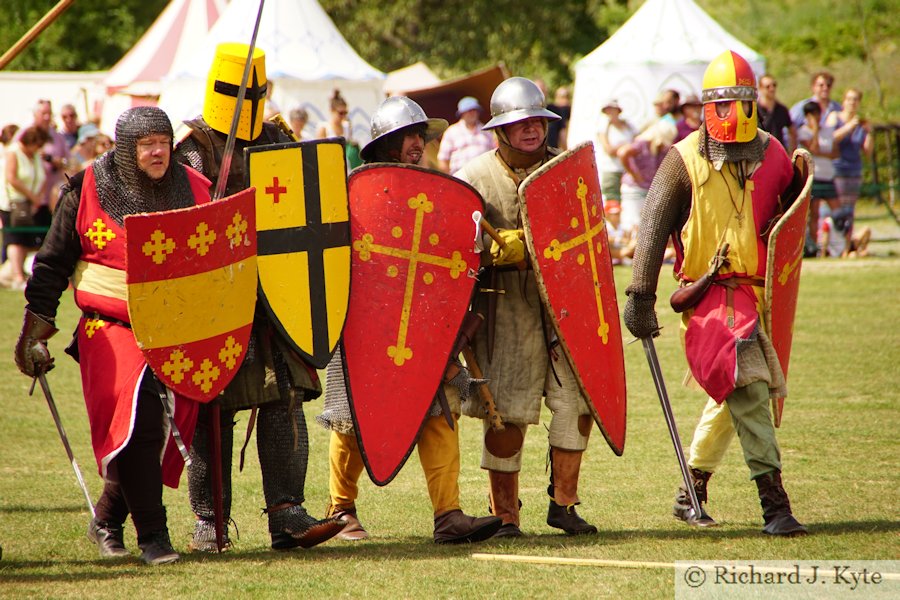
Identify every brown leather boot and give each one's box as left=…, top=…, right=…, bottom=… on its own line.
left=673, top=468, right=718, bottom=527
left=326, top=504, right=369, bottom=541
left=546, top=448, right=597, bottom=535
left=489, top=470, right=523, bottom=537
left=755, top=471, right=808, bottom=536
left=433, top=509, right=502, bottom=544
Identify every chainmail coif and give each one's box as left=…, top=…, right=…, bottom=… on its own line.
left=94, top=106, right=194, bottom=225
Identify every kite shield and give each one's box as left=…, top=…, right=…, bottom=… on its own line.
left=519, top=142, right=627, bottom=455
left=246, top=139, right=350, bottom=369
left=343, top=164, right=484, bottom=485
left=765, top=148, right=813, bottom=427
left=126, top=188, right=257, bottom=402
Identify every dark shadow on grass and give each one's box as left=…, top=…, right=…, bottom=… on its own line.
left=1, top=503, right=89, bottom=514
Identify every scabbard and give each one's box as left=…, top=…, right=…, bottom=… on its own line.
left=486, top=268, right=498, bottom=363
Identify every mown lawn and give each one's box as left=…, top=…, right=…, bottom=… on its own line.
left=0, top=248, right=897, bottom=598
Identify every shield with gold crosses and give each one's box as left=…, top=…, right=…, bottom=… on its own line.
left=246, top=139, right=350, bottom=369
left=519, top=141, right=627, bottom=456
left=343, top=164, right=484, bottom=486
left=765, top=148, right=813, bottom=427
left=125, top=188, right=257, bottom=402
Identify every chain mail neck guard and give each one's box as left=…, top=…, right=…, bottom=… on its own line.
left=697, top=126, right=769, bottom=165
left=94, top=107, right=195, bottom=226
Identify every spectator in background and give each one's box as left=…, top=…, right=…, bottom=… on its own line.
left=617, top=118, right=676, bottom=233
left=825, top=88, right=873, bottom=217
left=1, top=124, right=20, bottom=266
left=653, top=89, right=680, bottom=128
left=59, top=104, right=81, bottom=152
left=789, top=71, right=841, bottom=129
left=547, top=85, right=571, bottom=150
left=66, top=123, right=102, bottom=175
left=595, top=100, right=636, bottom=205
left=757, top=74, right=796, bottom=151
left=316, top=89, right=361, bottom=170
left=604, top=199, right=635, bottom=265
left=3, top=126, right=50, bottom=290
left=797, top=101, right=838, bottom=254
left=818, top=204, right=871, bottom=258
left=289, top=106, right=309, bottom=141
left=437, top=96, right=496, bottom=174
left=674, top=95, right=702, bottom=143
left=27, top=99, right=69, bottom=212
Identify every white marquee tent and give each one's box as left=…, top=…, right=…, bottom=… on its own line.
left=100, top=0, right=226, bottom=129
left=157, top=0, right=385, bottom=143
left=568, top=0, right=765, bottom=149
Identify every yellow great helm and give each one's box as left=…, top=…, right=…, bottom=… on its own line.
left=701, top=50, right=758, bottom=143
left=203, top=42, right=267, bottom=141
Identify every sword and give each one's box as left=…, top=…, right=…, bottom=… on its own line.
left=212, top=0, right=266, bottom=202
left=31, top=374, right=95, bottom=517
left=640, top=336, right=702, bottom=522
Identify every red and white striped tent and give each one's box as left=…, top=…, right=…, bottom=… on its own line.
left=100, top=0, right=226, bottom=129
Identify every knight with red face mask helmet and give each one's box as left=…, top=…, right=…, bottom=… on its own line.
left=623, top=51, right=808, bottom=536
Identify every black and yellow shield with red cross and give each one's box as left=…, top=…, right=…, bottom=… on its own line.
left=765, top=148, right=813, bottom=427
left=519, top=142, right=627, bottom=456
left=246, top=140, right=350, bottom=369
left=125, top=188, right=258, bottom=402
left=343, top=164, right=484, bottom=485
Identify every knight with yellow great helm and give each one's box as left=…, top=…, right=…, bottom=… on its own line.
left=623, top=50, right=808, bottom=537
left=175, top=42, right=343, bottom=552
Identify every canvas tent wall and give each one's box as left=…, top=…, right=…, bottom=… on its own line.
left=0, top=71, right=107, bottom=131
left=100, top=0, right=226, bottom=130
left=568, top=0, right=764, bottom=149
left=157, top=0, right=385, bottom=144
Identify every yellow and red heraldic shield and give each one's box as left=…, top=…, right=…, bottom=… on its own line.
left=246, top=140, right=350, bottom=369
left=125, top=188, right=258, bottom=402
left=344, top=164, right=484, bottom=485
left=519, top=142, right=627, bottom=455
left=765, top=149, right=813, bottom=426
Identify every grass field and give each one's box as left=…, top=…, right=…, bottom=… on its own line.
left=1, top=211, right=898, bottom=599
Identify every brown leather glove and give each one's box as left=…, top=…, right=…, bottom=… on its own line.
left=15, top=309, right=58, bottom=377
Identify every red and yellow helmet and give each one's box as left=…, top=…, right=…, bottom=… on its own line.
left=701, top=50, right=758, bottom=143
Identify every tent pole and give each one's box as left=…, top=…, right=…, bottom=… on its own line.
left=0, top=0, right=76, bottom=70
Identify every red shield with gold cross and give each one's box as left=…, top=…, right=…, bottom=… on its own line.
left=343, top=164, right=484, bottom=485
left=246, top=140, right=350, bottom=369
left=765, top=149, right=813, bottom=427
left=519, top=142, right=627, bottom=455
left=125, top=188, right=258, bottom=402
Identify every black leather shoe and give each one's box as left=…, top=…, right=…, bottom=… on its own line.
left=87, top=518, right=130, bottom=558
left=491, top=523, right=523, bottom=538
left=138, top=530, right=180, bottom=565
left=547, top=501, right=598, bottom=535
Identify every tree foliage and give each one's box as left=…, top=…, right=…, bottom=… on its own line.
left=0, top=0, right=168, bottom=70
left=318, top=0, right=630, bottom=88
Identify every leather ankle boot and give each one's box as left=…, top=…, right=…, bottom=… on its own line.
left=326, top=504, right=369, bottom=541
left=433, top=509, right=502, bottom=544
left=87, top=518, right=130, bottom=558
left=546, top=448, right=597, bottom=535
left=755, top=471, right=808, bottom=536
left=673, top=468, right=718, bottom=527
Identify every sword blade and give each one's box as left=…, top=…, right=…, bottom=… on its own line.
left=212, top=0, right=266, bottom=201
left=640, top=337, right=702, bottom=521
left=36, top=373, right=95, bottom=518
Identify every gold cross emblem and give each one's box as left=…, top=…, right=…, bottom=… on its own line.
left=218, top=336, right=243, bottom=370
left=84, top=318, right=106, bottom=338
left=541, top=177, right=611, bottom=344
left=191, top=358, right=221, bottom=394
left=85, top=218, right=116, bottom=250
left=161, top=349, right=194, bottom=385
left=188, top=222, right=217, bottom=256
left=142, top=229, right=176, bottom=265
left=226, top=210, right=248, bottom=248
left=352, top=192, right=467, bottom=367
